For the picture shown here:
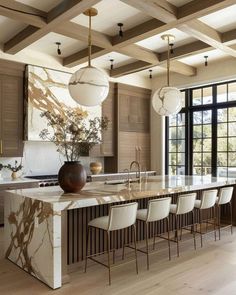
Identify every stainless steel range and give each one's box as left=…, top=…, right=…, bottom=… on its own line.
left=25, top=175, right=59, bottom=187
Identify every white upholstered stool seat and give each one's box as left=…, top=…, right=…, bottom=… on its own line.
left=85, top=202, right=138, bottom=285
left=88, top=216, right=109, bottom=230
left=194, top=189, right=218, bottom=247
left=136, top=197, right=171, bottom=269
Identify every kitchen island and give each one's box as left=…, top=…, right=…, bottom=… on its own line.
left=4, top=175, right=236, bottom=289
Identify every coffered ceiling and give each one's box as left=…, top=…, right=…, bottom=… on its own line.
left=0, top=0, right=236, bottom=79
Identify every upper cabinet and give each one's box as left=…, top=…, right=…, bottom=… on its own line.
left=0, top=61, right=24, bottom=157
left=90, top=83, right=115, bottom=157
left=104, top=83, right=151, bottom=173
left=118, top=84, right=150, bottom=133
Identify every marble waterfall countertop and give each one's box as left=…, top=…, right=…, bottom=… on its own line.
left=4, top=174, right=236, bottom=289
left=6, top=175, right=236, bottom=211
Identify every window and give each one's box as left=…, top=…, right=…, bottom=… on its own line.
left=217, top=107, right=236, bottom=177
left=168, top=112, right=186, bottom=175
left=192, top=110, right=212, bottom=176
left=166, top=80, right=236, bottom=177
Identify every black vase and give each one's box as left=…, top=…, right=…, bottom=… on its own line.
left=58, top=161, right=87, bottom=193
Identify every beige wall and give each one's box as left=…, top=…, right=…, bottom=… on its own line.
left=151, top=57, right=236, bottom=175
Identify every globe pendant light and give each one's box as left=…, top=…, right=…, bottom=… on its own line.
left=152, top=34, right=182, bottom=116
left=68, top=8, right=109, bottom=107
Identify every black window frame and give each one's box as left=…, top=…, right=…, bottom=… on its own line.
left=165, top=79, right=236, bottom=177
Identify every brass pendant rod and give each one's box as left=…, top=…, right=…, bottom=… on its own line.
left=167, top=36, right=170, bottom=87
left=88, top=13, right=92, bottom=67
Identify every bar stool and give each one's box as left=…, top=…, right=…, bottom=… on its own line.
left=85, top=202, right=138, bottom=285
left=216, top=186, right=234, bottom=239
left=136, top=197, right=171, bottom=270
left=194, top=189, right=217, bottom=247
left=170, top=193, right=197, bottom=257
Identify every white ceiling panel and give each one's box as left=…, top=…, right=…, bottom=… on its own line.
left=28, top=32, right=87, bottom=57
left=178, top=49, right=229, bottom=67
left=71, top=0, right=151, bottom=36
left=200, top=4, right=236, bottom=33
left=136, top=28, right=196, bottom=52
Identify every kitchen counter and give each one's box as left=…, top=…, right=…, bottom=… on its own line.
left=4, top=175, right=236, bottom=289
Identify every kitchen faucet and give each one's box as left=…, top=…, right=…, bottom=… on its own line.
left=129, top=161, right=141, bottom=184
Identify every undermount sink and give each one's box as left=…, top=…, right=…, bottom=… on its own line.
left=104, top=178, right=140, bottom=185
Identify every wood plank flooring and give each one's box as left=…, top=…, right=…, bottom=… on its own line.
left=1, top=226, right=236, bottom=295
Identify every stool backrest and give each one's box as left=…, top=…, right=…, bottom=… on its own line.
left=108, top=202, right=138, bottom=231
left=176, top=193, right=196, bottom=215
left=218, top=186, right=234, bottom=205
left=147, top=197, right=171, bottom=222
left=200, top=189, right=217, bottom=209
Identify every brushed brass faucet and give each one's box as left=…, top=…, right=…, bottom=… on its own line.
left=130, top=161, right=141, bottom=183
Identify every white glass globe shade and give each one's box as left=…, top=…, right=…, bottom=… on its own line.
left=152, top=86, right=182, bottom=116
left=68, top=66, right=109, bottom=107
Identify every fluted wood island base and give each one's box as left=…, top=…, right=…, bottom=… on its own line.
left=4, top=175, right=236, bottom=289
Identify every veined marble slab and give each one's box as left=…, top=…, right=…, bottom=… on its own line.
left=4, top=175, right=236, bottom=289
left=5, top=175, right=236, bottom=211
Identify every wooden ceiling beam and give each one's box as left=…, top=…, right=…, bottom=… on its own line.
left=179, top=20, right=236, bottom=58
left=112, top=0, right=236, bottom=48
left=0, top=0, right=46, bottom=27
left=167, top=60, right=196, bottom=76
left=159, top=41, right=211, bottom=62
left=178, top=0, right=236, bottom=21
left=4, top=0, right=102, bottom=54
left=63, top=46, right=109, bottom=67
left=110, top=59, right=196, bottom=78
left=110, top=61, right=151, bottom=78
left=120, top=0, right=177, bottom=23
left=55, top=22, right=113, bottom=49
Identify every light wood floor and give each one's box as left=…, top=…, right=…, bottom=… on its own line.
left=1, top=226, right=236, bottom=295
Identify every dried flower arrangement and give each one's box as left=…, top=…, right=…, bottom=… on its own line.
left=39, top=108, right=108, bottom=161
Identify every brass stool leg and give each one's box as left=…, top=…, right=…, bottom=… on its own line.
left=218, top=205, right=221, bottom=240
left=132, top=224, right=138, bottom=274
left=230, top=201, right=233, bottom=235
left=175, top=215, right=180, bottom=257
left=213, top=206, right=217, bottom=241
left=199, top=210, right=203, bottom=248
left=84, top=226, right=90, bottom=273
left=107, top=231, right=111, bottom=285
left=192, top=210, right=196, bottom=250
left=146, top=223, right=149, bottom=270
left=112, top=231, right=115, bottom=264
left=153, top=221, right=157, bottom=250
left=166, top=217, right=171, bottom=260
left=206, top=209, right=209, bottom=233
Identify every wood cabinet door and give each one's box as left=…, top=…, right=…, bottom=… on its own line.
left=118, top=84, right=150, bottom=133
left=137, top=133, right=150, bottom=171
left=118, top=131, right=138, bottom=172
left=0, top=75, right=23, bottom=157
left=90, top=84, right=115, bottom=157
